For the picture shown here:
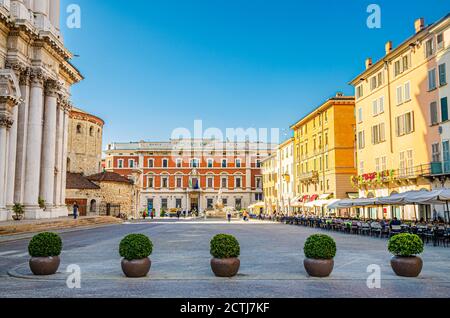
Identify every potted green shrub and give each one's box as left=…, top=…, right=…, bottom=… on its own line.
left=119, top=234, right=153, bottom=278
left=210, top=234, right=240, bottom=277
left=303, top=234, right=336, bottom=277
left=12, top=203, right=25, bottom=221
left=388, top=233, right=424, bottom=277
left=28, top=232, right=62, bottom=275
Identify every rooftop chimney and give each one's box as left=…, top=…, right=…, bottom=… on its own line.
left=385, top=41, right=393, bottom=55
left=414, top=18, right=425, bottom=34
left=365, top=58, right=373, bottom=70
left=336, top=92, right=344, bottom=97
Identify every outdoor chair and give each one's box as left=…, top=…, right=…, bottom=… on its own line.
left=360, top=223, right=370, bottom=236
left=380, top=225, right=390, bottom=239
left=370, top=222, right=382, bottom=238
left=389, top=225, right=402, bottom=238
left=351, top=222, right=359, bottom=235
left=434, top=228, right=447, bottom=247
left=416, top=226, right=427, bottom=243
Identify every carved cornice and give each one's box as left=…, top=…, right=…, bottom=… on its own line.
left=0, top=115, right=13, bottom=129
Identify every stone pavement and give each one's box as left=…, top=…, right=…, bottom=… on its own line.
left=1, top=219, right=450, bottom=298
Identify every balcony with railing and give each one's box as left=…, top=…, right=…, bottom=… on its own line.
left=421, top=162, right=450, bottom=177
left=350, top=164, right=442, bottom=189
left=298, top=171, right=319, bottom=184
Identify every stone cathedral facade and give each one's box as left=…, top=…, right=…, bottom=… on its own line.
left=0, top=0, right=82, bottom=220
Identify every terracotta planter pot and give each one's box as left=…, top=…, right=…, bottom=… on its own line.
left=121, top=258, right=151, bottom=278
left=391, top=256, right=423, bottom=277
left=304, top=258, right=334, bottom=278
left=211, top=258, right=240, bottom=277
left=29, top=256, right=60, bottom=276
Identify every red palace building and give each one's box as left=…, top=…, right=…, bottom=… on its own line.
left=104, top=139, right=277, bottom=216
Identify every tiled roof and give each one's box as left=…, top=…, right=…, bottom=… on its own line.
left=66, top=173, right=101, bottom=190
left=87, top=171, right=134, bottom=185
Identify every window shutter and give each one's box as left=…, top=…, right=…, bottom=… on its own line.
left=442, top=98, right=449, bottom=122
left=439, top=64, right=447, bottom=86
left=397, top=86, right=403, bottom=105
left=404, top=82, right=411, bottom=101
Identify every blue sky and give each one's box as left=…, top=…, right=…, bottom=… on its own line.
left=60, top=0, right=449, bottom=146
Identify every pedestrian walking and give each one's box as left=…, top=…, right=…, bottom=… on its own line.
left=227, top=211, right=232, bottom=223
left=73, top=202, right=79, bottom=220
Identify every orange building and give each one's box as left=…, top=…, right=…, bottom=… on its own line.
left=105, top=139, right=276, bottom=216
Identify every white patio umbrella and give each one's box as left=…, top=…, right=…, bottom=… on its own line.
left=403, top=189, right=450, bottom=223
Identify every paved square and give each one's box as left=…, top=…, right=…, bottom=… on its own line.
left=1, top=220, right=450, bottom=298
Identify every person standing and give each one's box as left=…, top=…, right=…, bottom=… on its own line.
left=73, top=202, right=79, bottom=220
left=227, top=211, right=232, bottom=223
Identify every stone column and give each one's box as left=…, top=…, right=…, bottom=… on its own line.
left=0, top=116, right=13, bottom=214
left=6, top=99, right=19, bottom=207
left=53, top=99, right=64, bottom=207
left=39, top=80, right=58, bottom=209
left=24, top=70, right=45, bottom=213
left=59, top=106, right=70, bottom=207
left=14, top=69, right=31, bottom=204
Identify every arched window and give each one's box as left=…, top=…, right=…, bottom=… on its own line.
left=90, top=199, right=97, bottom=213
left=89, top=126, right=94, bottom=136
left=76, top=124, right=82, bottom=134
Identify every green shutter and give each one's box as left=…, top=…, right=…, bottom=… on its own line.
left=442, top=97, right=449, bottom=122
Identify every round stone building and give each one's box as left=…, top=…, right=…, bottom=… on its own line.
left=67, top=107, right=104, bottom=176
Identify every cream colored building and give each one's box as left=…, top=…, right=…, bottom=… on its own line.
left=350, top=16, right=449, bottom=221
left=261, top=153, right=278, bottom=214
left=0, top=0, right=82, bottom=221
left=276, top=138, right=295, bottom=215
left=426, top=15, right=450, bottom=221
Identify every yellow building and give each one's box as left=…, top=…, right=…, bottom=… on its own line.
left=349, top=17, right=449, bottom=220
left=261, top=154, right=278, bottom=214
left=291, top=93, right=357, bottom=215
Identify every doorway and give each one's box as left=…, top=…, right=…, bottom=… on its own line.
left=190, top=197, right=199, bottom=212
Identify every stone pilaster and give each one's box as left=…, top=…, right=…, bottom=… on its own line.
left=23, top=69, right=45, bottom=215
left=53, top=97, right=65, bottom=207
left=0, top=116, right=13, bottom=219
left=60, top=101, right=71, bottom=209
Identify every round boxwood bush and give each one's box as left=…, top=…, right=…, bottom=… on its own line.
left=388, top=233, right=424, bottom=256
left=304, top=234, right=336, bottom=260
left=210, top=234, right=240, bottom=259
left=28, top=232, right=62, bottom=257
left=119, top=234, right=153, bottom=261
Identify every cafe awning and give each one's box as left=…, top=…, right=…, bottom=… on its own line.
left=328, top=198, right=379, bottom=209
